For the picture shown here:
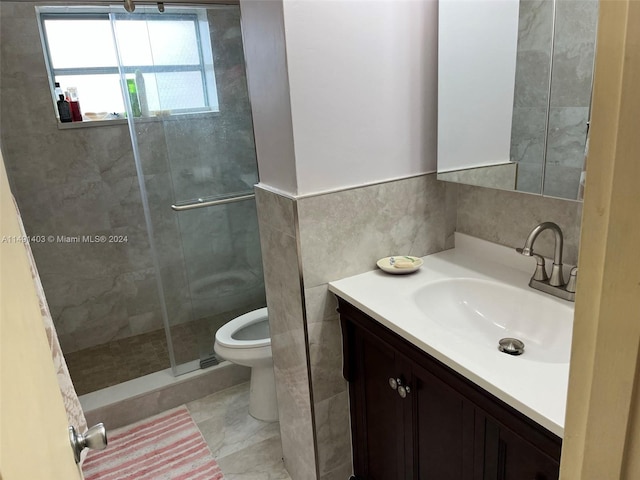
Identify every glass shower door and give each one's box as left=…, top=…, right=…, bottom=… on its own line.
left=111, top=4, right=265, bottom=375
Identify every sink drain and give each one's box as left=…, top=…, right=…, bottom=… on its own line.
left=498, top=338, right=525, bottom=356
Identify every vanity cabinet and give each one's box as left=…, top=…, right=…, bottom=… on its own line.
left=338, top=298, right=561, bottom=480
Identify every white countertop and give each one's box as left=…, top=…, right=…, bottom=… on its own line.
left=328, top=233, right=573, bottom=437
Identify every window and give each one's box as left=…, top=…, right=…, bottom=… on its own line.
left=39, top=7, right=219, bottom=119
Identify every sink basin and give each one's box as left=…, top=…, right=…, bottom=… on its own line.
left=412, top=278, right=573, bottom=364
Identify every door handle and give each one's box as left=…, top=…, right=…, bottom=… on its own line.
left=69, top=423, right=108, bottom=463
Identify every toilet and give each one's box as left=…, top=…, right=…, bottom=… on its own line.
left=214, top=307, right=278, bottom=422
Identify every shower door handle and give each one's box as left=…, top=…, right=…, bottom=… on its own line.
left=171, top=192, right=255, bottom=211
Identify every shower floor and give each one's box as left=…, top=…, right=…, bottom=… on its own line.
left=65, top=315, right=232, bottom=396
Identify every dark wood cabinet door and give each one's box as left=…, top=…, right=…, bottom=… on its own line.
left=411, top=361, right=474, bottom=480
left=483, top=417, right=560, bottom=480
left=351, top=327, right=407, bottom=479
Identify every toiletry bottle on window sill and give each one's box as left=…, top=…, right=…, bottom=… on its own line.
left=126, top=78, right=141, bottom=117
left=57, top=94, right=72, bottom=123
left=67, top=87, right=83, bottom=122
left=135, top=70, right=149, bottom=117
left=54, top=82, right=64, bottom=99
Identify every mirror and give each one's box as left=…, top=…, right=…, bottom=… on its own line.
left=437, top=0, right=599, bottom=201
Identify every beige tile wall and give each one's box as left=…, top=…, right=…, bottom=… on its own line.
left=456, top=184, right=583, bottom=265
left=297, top=174, right=456, bottom=478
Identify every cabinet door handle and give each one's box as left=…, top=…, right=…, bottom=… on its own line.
left=397, top=384, right=411, bottom=398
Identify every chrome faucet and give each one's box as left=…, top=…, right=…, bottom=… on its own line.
left=516, top=222, right=577, bottom=301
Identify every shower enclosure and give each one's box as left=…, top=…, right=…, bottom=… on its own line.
left=112, top=4, right=265, bottom=376
left=37, top=3, right=265, bottom=391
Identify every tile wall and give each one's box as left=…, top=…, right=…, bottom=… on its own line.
left=511, top=0, right=599, bottom=198
left=542, top=0, right=598, bottom=198
left=510, top=0, right=554, bottom=193
left=298, top=174, right=456, bottom=479
left=456, top=184, right=582, bottom=265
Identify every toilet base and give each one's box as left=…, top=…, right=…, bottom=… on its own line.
left=249, top=365, right=278, bottom=422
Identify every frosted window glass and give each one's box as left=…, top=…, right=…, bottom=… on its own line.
left=113, top=20, right=154, bottom=66
left=115, top=19, right=199, bottom=67
left=152, top=71, right=205, bottom=111
left=131, top=72, right=205, bottom=112
left=147, top=20, right=200, bottom=65
left=44, top=19, right=117, bottom=69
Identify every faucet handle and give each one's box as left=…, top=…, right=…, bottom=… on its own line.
left=566, top=267, right=578, bottom=293
left=531, top=253, right=549, bottom=281
left=516, top=248, right=549, bottom=281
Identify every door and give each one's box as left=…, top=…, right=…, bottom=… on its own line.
left=411, top=361, right=474, bottom=479
left=350, top=325, right=408, bottom=479
left=0, top=157, right=84, bottom=479
left=110, top=5, right=265, bottom=374
left=482, top=417, right=560, bottom=480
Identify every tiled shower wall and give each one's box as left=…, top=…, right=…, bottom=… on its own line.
left=256, top=174, right=583, bottom=480
left=511, top=0, right=598, bottom=197
left=0, top=2, right=261, bottom=356
left=542, top=0, right=598, bottom=198
left=510, top=0, right=554, bottom=193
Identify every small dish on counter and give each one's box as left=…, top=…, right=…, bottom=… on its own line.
left=84, top=112, right=110, bottom=121
left=377, top=255, right=423, bottom=274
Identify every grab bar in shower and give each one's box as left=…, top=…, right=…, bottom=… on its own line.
left=171, top=192, right=255, bottom=211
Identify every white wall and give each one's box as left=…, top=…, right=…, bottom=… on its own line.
left=282, top=0, right=439, bottom=196
left=243, top=0, right=439, bottom=197
left=438, top=0, right=519, bottom=172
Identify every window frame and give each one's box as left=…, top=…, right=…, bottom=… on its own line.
left=39, top=9, right=217, bottom=117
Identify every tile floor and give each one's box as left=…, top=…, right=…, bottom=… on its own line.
left=186, top=382, right=292, bottom=480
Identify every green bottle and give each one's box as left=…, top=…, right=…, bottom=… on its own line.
left=127, top=78, right=141, bottom=117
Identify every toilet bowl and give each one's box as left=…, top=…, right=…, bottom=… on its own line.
left=214, top=307, right=278, bottom=421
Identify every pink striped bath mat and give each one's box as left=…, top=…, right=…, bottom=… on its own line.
left=83, top=406, right=224, bottom=480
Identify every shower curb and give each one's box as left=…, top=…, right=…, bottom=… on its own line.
left=82, top=362, right=250, bottom=429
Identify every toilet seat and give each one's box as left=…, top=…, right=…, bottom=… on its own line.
left=215, top=307, right=270, bottom=349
